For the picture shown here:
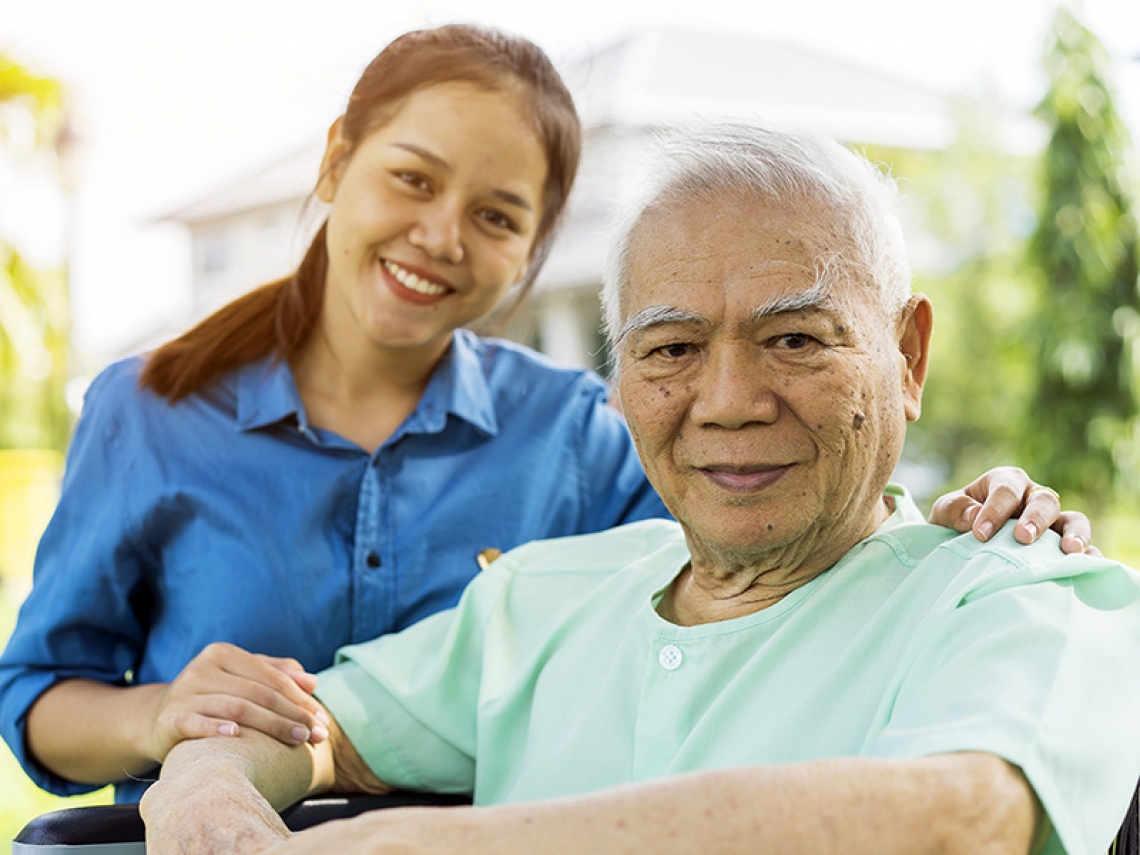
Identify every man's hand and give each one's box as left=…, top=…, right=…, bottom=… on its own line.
left=140, top=703, right=388, bottom=854
left=141, top=744, right=292, bottom=855
left=928, top=466, right=1097, bottom=555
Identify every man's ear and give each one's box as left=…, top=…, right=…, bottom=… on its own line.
left=316, top=117, right=350, bottom=204
left=898, top=294, right=933, bottom=422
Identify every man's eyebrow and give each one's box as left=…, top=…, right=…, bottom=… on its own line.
left=616, top=305, right=706, bottom=344
left=392, top=141, right=534, bottom=212
left=750, top=276, right=831, bottom=322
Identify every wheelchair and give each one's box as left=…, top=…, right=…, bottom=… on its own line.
left=12, top=791, right=470, bottom=854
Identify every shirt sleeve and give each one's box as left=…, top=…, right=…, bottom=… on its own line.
left=571, top=377, right=670, bottom=530
left=315, top=565, right=509, bottom=795
left=870, top=541, right=1140, bottom=855
left=0, top=363, right=152, bottom=796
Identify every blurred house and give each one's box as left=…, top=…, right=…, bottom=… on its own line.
left=156, top=27, right=969, bottom=373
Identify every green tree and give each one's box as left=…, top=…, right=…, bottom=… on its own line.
left=1023, top=6, right=1140, bottom=515
left=0, top=55, right=71, bottom=451
left=863, top=100, right=1042, bottom=500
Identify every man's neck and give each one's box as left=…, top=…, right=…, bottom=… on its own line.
left=660, top=496, right=893, bottom=627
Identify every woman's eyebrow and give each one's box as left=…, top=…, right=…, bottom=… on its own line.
left=393, top=141, right=451, bottom=171
left=392, top=141, right=534, bottom=212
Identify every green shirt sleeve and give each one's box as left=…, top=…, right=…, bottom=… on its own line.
left=314, top=566, right=509, bottom=793
left=871, top=535, right=1140, bottom=855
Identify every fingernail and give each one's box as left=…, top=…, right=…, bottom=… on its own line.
left=977, top=520, right=994, bottom=540
left=311, top=725, right=329, bottom=743
left=1022, top=521, right=1038, bottom=539
left=315, top=709, right=330, bottom=726
left=291, top=725, right=309, bottom=743
left=218, top=723, right=238, bottom=737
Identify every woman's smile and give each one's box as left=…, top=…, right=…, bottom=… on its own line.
left=381, top=259, right=453, bottom=304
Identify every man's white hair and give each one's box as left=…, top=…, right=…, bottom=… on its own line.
left=601, top=122, right=912, bottom=356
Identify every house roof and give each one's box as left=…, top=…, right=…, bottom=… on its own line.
left=155, top=138, right=324, bottom=224
left=566, top=27, right=956, bottom=148
left=158, top=26, right=1024, bottom=227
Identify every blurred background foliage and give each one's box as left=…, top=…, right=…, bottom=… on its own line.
left=1024, top=5, right=1140, bottom=518
left=0, top=54, right=71, bottom=453
left=883, top=6, right=1139, bottom=555
left=0, top=1, right=1137, bottom=840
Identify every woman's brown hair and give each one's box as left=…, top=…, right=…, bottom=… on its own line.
left=141, top=24, right=581, bottom=401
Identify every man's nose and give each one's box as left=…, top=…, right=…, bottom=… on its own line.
left=409, top=200, right=465, bottom=265
left=689, top=342, right=779, bottom=429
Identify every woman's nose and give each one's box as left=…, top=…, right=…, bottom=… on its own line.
left=409, top=201, right=464, bottom=265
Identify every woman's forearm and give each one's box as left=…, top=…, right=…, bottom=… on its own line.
left=25, top=644, right=332, bottom=788
left=26, top=678, right=168, bottom=784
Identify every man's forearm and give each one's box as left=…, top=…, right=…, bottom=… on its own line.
left=456, top=752, right=1041, bottom=855
left=140, top=730, right=332, bottom=855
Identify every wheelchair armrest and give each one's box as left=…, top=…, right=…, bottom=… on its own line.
left=12, top=791, right=471, bottom=853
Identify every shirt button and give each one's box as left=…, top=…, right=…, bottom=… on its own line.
left=658, top=644, right=683, bottom=671
left=365, top=552, right=381, bottom=568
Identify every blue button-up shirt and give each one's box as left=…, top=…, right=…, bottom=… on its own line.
left=0, top=330, right=668, bottom=800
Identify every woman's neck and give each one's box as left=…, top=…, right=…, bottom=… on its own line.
left=289, top=324, right=451, bottom=453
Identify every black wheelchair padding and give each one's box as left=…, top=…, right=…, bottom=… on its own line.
left=14, top=792, right=471, bottom=847
left=1113, top=780, right=1140, bottom=855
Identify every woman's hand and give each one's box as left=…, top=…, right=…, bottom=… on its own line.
left=928, top=466, right=1098, bottom=556
left=144, top=642, right=329, bottom=764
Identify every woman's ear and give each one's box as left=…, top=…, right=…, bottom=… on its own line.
left=898, top=294, right=933, bottom=422
left=316, top=117, right=349, bottom=204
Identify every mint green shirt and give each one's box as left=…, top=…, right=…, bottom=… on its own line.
left=317, top=488, right=1140, bottom=855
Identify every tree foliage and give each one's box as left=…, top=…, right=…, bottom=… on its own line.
left=863, top=101, right=1041, bottom=500
left=0, top=55, right=71, bottom=451
left=1023, top=6, right=1140, bottom=514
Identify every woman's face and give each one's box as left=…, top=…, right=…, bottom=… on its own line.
left=316, top=80, right=549, bottom=364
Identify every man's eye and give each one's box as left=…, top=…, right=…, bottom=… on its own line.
left=652, top=343, right=694, bottom=359
left=779, top=333, right=814, bottom=350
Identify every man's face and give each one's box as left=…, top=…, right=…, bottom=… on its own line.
left=616, top=193, right=930, bottom=570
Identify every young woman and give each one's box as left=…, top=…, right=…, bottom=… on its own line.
left=0, top=24, right=1088, bottom=804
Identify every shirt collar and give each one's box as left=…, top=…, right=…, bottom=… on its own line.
left=877, top=483, right=926, bottom=531
left=231, top=331, right=499, bottom=438
left=412, top=330, right=498, bottom=438
left=235, top=355, right=306, bottom=432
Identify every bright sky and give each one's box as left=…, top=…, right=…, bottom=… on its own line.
left=2, top=0, right=1139, bottom=361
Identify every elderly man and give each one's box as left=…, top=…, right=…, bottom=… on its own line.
left=142, top=123, right=1140, bottom=855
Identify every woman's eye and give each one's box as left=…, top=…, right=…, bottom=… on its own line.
left=396, top=171, right=430, bottom=191
left=477, top=209, right=517, bottom=232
